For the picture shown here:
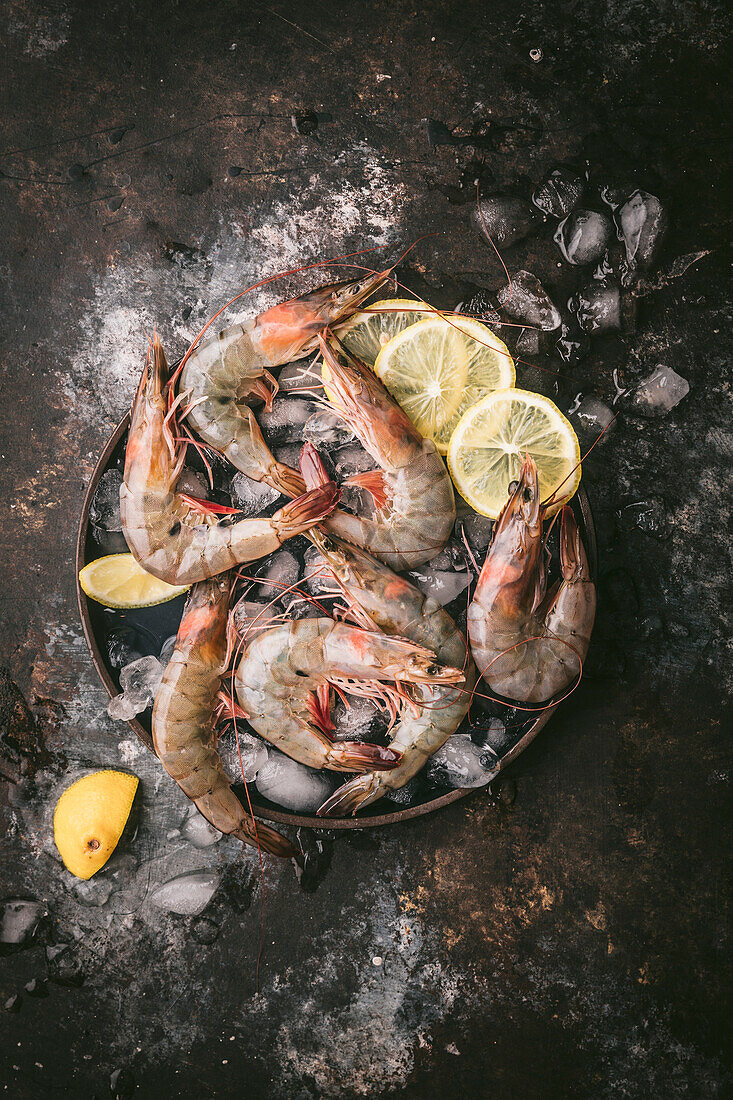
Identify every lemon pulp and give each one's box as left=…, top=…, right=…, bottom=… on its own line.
left=447, top=388, right=581, bottom=519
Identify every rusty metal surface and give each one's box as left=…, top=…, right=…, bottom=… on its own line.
left=1, top=1, right=731, bottom=1096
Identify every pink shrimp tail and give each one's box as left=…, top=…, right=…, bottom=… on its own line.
left=317, top=774, right=381, bottom=816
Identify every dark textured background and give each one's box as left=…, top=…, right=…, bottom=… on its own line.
left=1, top=1, right=731, bottom=1097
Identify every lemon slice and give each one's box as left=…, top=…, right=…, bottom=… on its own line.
left=373, top=316, right=515, bottom=453
left=79, top=554, right=189, bottom=609
left=447, top=388, right=581, bottom=519
left=338, top=298, right=434, bottom=365
left=54, top=770, right=139, bottom=879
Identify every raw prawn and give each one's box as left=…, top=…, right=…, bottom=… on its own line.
left=467, top=455, right=596, bottom=704
left=314, top=335, right=456, bottom=569
left=180, top=272, right=390, bottom=497
left=235, top=618, right=463, bottom=774
left=305, top=528, right=475, bottom=816
left=152, top=573, right=295, bottom=858
left=120, top=335, right=338, bottom=585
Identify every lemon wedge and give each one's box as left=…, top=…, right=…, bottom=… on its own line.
left=447, top=388, right=581, bottom=519
left=338, top=298, right=434, bottom=365
left=373, top=316, right=515, bottom=453
left=79, top=554, right=189, bottom=609
left=54, top=770, right=139, bottom=879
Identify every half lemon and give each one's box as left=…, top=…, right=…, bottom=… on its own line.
left=54, top=770, right=139, bottom=879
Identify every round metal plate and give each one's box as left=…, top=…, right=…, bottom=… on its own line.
left=76, top=413, right=597, bottom=829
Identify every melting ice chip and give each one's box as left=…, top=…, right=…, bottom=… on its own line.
left=459, top=513, right=495, bottom=555
left=554, top=209, right=614, bottom=266
left=107, top=655, right=164, bottom=720
left=569, top=396, right=615, bottom=444
left=407, top=566, right=470, bottom=607
left=150, top=870, right=220, bottom=916
left=106, top=630, right=144, bottom=672
left=532, top=167, right=585, bottom=219
left=615, top=190, right=667, bottom=271
left=474, top=717, right=512, bottom=755
left=159, top=634, right=177, bottom=668
left=555, top=322, right=589, bottom=365
left=90, top=469, right=123, bottom=532
left=253, top=549, right=300, bottom=605
left=426, top=734, right=499, bottom=789
left=569, top=280, right=633, bottom=335
left=0, top=899, right=43, bottom=945
left=229, top=473, right=280, bottom=517
left=332, top=443, right=376, bottom=479
left=471, top=194, right=541, bottom=249
left=259, top=396, right=318, bottom=445
left=383, top=777, right=421, bottom=806
left=304, top=410, right=355, bottom=447
left=497, top=270, right=561, bottom=331
left=218, top=727, right=269, bottom=783
left=256, top=750, right=337, bottom=812
left=631, top=364, right=689, bottom=417
left=176, top=468, right=209, bottom=499
left=179, top=806, right=222, bottom=849
left=331, top=696, right=390, bottom=744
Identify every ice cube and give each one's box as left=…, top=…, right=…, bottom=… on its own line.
left=303, top=545, right=335, bottom=596
left=107, top=692, right=146, bottom=722
left=232, top=600, right=274, bottom=636
left=554, top=209, right=614, bottom=266
left=330, top=695, right=390, bottom=744
left=568, top=396, right=615, bottom=444
left=615, top=190, right=667, bottom=272
left=472, top=718, right=513, bottom=755
left=631, top=364, right=689, bottom=417
left=407, top=566, right=471, bottom=607
left=228, top=473, right=281, bottom=517
left=277, top=359, right=318, bottom=392
left=459, top=513, right=494, bottom=555
left=256, top=751, right=337, bottom=812
left=259, top=397, right=318, bottom=445
left=159, top=635, right=177, bottom=667
left=89, top=469, right=123, bottom=531
left=382, top=777, right=421, bottom=806
left=532, top=166, right=584, bottom=219
left=119, top=655, right=164, bottom=701
left=455, top=289, right=504, bottom=333
left=471, top=194, right=541, bottom=249
left=253, top=549, right=300, bottom=603
left=92, top=526, right=129, bottom=555
left=150, top=870, right=220, bottom=916
left=0, top=899, right=43, bottom=945
left=332, top=443, right=376, bottom=479
left=218, top=727, right=269, bottom=782
left=570, top=280, right=625, bottom=334
left=497, top=271, right=561, bottom=331
left=108, top=655, right=164, bottom=719
left=426, top=734, right=499, bottom=788
left=106, top=631, right=143, bottom=671
left=180, top=806, right=222, bottom=848
left=273, top=442, right=304, bottom=470
left=555, top=322, right=589, bottom=365
left=304, top=410, right=355, bottom=446
left=176, top=468, right=209, bottom=499
left=73, top=877, right=115, bottom=907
